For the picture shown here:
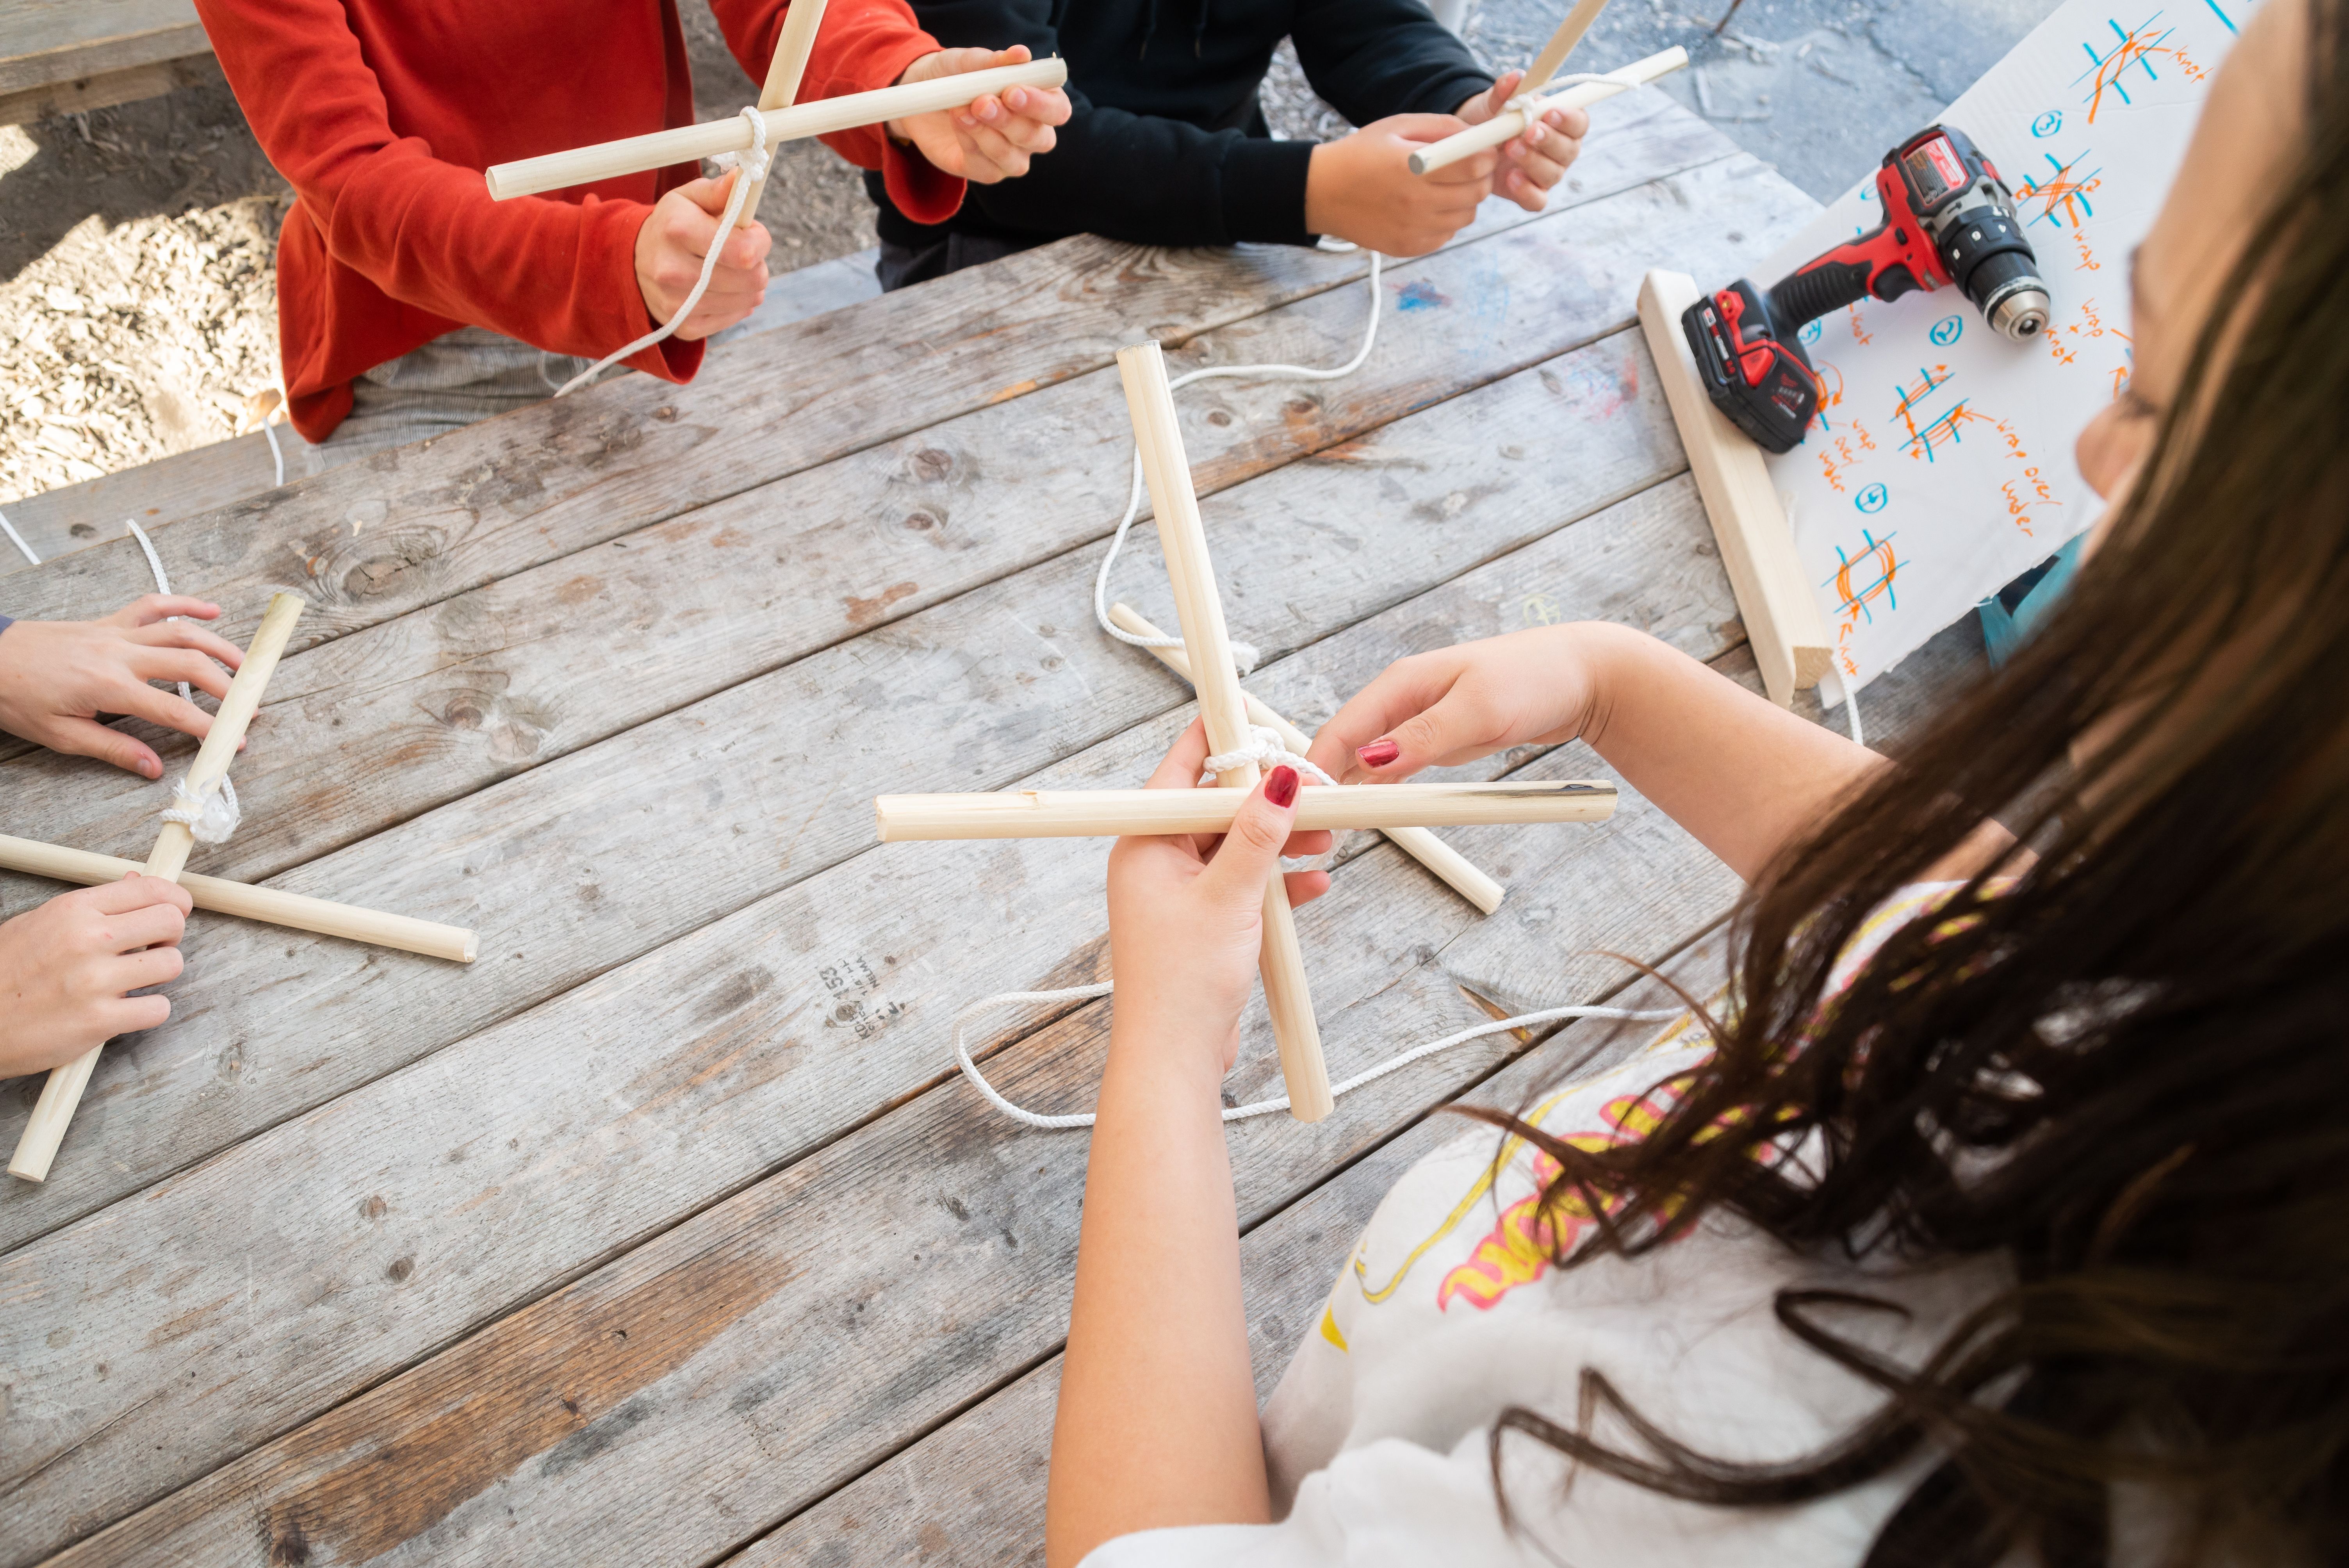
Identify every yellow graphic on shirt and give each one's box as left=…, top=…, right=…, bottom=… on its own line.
left=1435, top=1083, right=1683, bottom=1312
left=1349, top=1016, right=1705, bottom=1307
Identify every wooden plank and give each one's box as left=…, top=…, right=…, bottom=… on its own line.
left=0, top=47, right=216, bottom=127
left=0, top=463, right=1744, bottom=1564
left=0, top=163, right=1815, bottom=1251
left=0, top=431, right=278, bottom=574
left=0, top=253, right=886, bottom=577
left=0, top=0, right=201, bottom=96
left=0, top=155, right=1804, bottom=884
left=733, top=942, right=1732, bottom=1567
left=47, top=615, right=1981, bottom=1568
left=27, top=733, right=1727, bottom=1568
left=0, top=301, right=1717, bottom=1260
left=1636, top=269, right=1832, bottom=705
left=737, top=624, right=1984, bottom=1565
left=0, top=91, right=1728, bottom=657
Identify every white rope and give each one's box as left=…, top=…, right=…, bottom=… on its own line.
left=261, top=404, right=287, bottom=489
left=124, top=518, right=193, bottom=704
left=1198, top=724, right=1337, bottom=787
left=0, top=508, right=36, bottom=566
left=952, top=983, right=1685, bottom=1131
left=161, top=773, right=241, bottom=844
left=1094, top=246, right=1387, bottom=679
left=553, top=106, right=770, bottom=399
left=1821, top=669, right=1865, bottom=747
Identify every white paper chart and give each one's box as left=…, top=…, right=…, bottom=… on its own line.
left=1757, top=0, right=2256, bottom=688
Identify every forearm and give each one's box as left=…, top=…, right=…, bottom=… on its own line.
left=1047, top=1017, right=1267, bottom=1565
left=1577, top=622, right=1885, bottom=882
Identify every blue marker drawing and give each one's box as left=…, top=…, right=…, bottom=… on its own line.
left=2017, top=149, right=2103, bottom=228
left=1855, top=484, right=1890, bottom=515
left=1800, top=319, right=1824, bottom=345
left=1827, top=527, right=1902, bottom=624
left=2074, top=12, right=2178, bottom=115
left=2032, top=109, right=2063, bottom=137
left=1930, top=315, right=1965, bottom=347
left=2205, top=0, right=2236, bottom=29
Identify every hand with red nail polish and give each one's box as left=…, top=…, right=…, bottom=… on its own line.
left=1303, top=622, right=1890, bottom=882
left=1305, top=626, right=1616, bottom=785
left=1104, top=720, right=1331, bottom=1078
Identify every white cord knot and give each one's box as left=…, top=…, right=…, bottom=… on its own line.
left=554, top=105, right=770, bottom=399
left=161, top=773, right=240, bottom=845
left=710, top=104, right=773, bottom=184
left=1199, top=725, right=1335, bottom=787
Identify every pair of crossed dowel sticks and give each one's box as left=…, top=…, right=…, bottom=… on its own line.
left=875, top=344, right=1618, bottom=1123
left=482, top=46, right=1067, bottom=202
left=1408, top=0, right=1690, bottom=180
left=7, top=595, right=478, bottom=1183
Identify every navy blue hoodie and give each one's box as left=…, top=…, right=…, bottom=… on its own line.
left=873, top=0, right=1492, bottom=252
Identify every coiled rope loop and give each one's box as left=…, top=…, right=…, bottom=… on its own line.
left=953, top=984, right=1684, bottom=1131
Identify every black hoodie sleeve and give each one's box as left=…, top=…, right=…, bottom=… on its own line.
left=1290, top=0, right=1493, bottom=128
left=902, top=0, right=1493, bottom=248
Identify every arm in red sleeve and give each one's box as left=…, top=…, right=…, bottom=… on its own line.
left=711, top=0, right=966, bottom=225
left=193, top=0, right=695, bottom=384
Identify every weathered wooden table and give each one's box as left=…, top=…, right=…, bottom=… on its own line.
left=0, top=96, right=1981, bottom=1565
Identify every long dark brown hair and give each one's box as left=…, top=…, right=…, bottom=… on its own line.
left=1476, top=5, right=2349, bottom=1562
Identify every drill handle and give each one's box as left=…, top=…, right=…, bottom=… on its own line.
left=1767, top=257, right=1875, bottom=336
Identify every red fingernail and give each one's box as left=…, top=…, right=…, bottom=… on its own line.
left=1265, top=765, right=1299, bottom=808
left=1357, top=739, right=1401, bottom=768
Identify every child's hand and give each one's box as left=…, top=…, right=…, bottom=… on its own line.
left=1305, top=113, right=1490, bottom=257
left=634, top=173, right=773, bottom=340
left=889, top=46, right=1071, bottom=184
left=1306, top=625, right=1612, bottom=784
left=0, top=876, right=192, bottom=1079
left=1456, top=69, right=1587, bottom=213
left=0, top=596, right=244, bottom=778
left=1106, top=720, right=1331, bottom=1081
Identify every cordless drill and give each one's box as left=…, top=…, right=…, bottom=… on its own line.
left=1682, top=125, right=2051, bottom=454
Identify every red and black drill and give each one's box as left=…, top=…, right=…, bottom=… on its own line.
left=1682, top=124, right=2051, bottom=454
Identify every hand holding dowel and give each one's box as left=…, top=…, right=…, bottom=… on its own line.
left=1115, top=342, right=1334, bottom=1123
left=9, top=592, right=306, bottom=1185
left=1107, top=602, right=1508, bottom=914
left=1410, top=46, right=1689, bottom=176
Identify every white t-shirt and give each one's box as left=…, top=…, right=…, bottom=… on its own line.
left=1088, top=886, right=2014, bottom=1568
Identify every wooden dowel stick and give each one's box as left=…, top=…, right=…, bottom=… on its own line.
left=1636, top=270, right=1832, bottom=706
left=9, top=592, right=306, bottom=1185
left=0, top=836, right=476, bottom=964
left=876, top=781, right=1618, bottom=841
left=733, top=0, right=831, bottom=229
left=1107, top=602, right=1507, bottom=916
left=486, top=57, right=1068, bottom=200
left=1408, top=46, right=1686, bottom=176
left=1521, top=0, right=1613, bottom=94
left=1116, top=342, right=1332, bottom=1121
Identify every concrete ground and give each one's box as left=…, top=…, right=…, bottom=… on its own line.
left=1469, top=0, right=2067, bottom=203
left=0, top=0, right=2065, bottom=504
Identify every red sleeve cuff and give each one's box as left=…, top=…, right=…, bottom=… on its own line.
left=881, top=138, right=965, bottom=226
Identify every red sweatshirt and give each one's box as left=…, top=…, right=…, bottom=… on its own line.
left=196, top=0, right=963, bottom=441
